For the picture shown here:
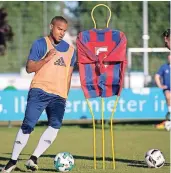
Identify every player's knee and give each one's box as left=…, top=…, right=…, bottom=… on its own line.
left=21, top=123, right=34, bottom=134
left=49, top=121, right=62, bottom=129
left=165, top=94, right=170, bottom=100
left=165, top=91, right=170, bottom=99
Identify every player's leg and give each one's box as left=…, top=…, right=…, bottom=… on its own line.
left=25, top=95, right=66, bottom=171
left=2, top=89, right=49, bottom=173
left=164, top=90, right=171, bottom=120
left=156, top=90, right=171, bottom=129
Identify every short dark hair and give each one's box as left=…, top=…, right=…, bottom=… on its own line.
left=162, top=29, right=170, bottom=38
left=51, top=16, right=68, bottom=25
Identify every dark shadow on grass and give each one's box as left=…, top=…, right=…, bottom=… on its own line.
left=13, top=167, right=26, bottom=172
left=39, top=168, right=56, bottom=172
left=4, top=153, right=171, bottom=169
left=0, top=164, right=4, bottom=168
left=41, top=154, right=171, bottom=168
left=0, top=166, right=26, bottom=172
left=0, top=156, right=10, bottom=161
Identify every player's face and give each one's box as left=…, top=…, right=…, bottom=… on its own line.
left=50, top=20, right=68, bottom=42
left=164, top=36, right=170, bottom=50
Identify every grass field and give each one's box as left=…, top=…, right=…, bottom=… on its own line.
left=0, top=124, right=170, bottom=173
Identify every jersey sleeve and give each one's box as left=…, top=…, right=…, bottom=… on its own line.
left=156, top=65, right=164, bottom=77
left=70, top=50, right=76, bottom=67
left=28, top=40, right=42, bottom=61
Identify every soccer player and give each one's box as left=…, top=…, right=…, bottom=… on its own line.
left=155, top=29, right=170, bottom=129
left=163, top=28, right=170, bottom=50
left=2, top=16, right=76, bottom=172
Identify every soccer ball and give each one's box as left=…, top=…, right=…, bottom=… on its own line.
left=145, top=149, right=165, bottom=168
left=164, top=121, right=171, bottom=131
left=54, top=152, right=74, bottom=172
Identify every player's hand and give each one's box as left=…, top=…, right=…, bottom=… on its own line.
left=44, top=49, right=57, bottom=62
left=160, top=85, right=168, bottom=89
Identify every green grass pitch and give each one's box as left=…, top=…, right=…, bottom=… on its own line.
left=0, top=124, right=170, bottom=173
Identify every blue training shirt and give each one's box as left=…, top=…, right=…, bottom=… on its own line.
left=157, top=63, right=170, bottom=90
left=28, top=37, right=76, bottom=67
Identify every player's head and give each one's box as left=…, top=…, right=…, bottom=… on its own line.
left=50, top=16, right=68, bottom=44
left=162, top=29, right=170, bottom=50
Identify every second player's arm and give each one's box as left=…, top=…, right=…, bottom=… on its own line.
left=154, top=74, right=167, bottom=89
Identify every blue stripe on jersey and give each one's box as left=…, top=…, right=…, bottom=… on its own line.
left=113, top=63, right=120, bottom=84
left=92, top=28, right=110, bottom=42
left=84, top=64, right=97, bottom=98
left=97, top=33, right=105, bottom=42
left=112, top=63, right=121, bottom=95
left=112, top=85, right=119, bottom=96
left=99, top=73, right=107, bottom=97
left=82, top=30, right=90, bottom=44
left=112, top=30, right=120, bottom=45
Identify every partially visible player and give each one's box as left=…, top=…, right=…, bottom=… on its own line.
left=2, top=16, right=76, bottom=173
left=155, top=29, right=170, bottom=129
left=163, top=28, right=170, bottom=50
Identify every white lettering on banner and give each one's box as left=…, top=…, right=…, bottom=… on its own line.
left=161, top=100, right=166, bottom=111
left=73, top=100, right=81, bottom=112
left=14, top=97, right=19, bottom=113
left=66, top=99, right=148, bottom=113
left=21, top=96, right=27, bottom=113
left=82, top=101, right=87, bottom=112
left=0, top=96, right=3, bottom=113
left=14, top=96, right=27, bottom=113
left=139, top=100, right=146, bottom=111
left=107, top=100, right=115, bottom=112
left=10, top=94, right=167, bottom=115
left=154, top=95, right=167, bottom=112
left=119, top=98, right=126, bottom=112
left=65, top=101, right=72, bottom=113
left=66, top=100, right=100, bottom=113
left=154, top=95, right=159, bottom=112
left=118, top=99, right=146, bottom=112
left=89, top=100, right=100, bottom=112
left=127, top=100, right=137, bottom=112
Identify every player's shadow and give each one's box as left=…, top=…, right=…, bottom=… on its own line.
left=0, top=165, right=26, bottom=172
left=41, top=154, right=148, bottom=168
left=40, top=168, right=57, bottom=172
left=3, top=153, right=171, bottom=170
left=74, top=155, right=171, bottom=168
left=73, top=155, right=149, bottom=168
left=41, top=154, right=171, bottom=169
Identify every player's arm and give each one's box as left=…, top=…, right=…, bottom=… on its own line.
left=26, top=40, right=57, bottom=73
left=67, top=50, right=76, bottom=95
left=26, top=49, right=57, bottom=73
left=26, top=59, right=46, bottom=73
left=154, top=73, right=167, bottom=89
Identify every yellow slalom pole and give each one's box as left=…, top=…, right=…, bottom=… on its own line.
left=91, top=4, right=112, bottom=29
left=110, top=96, right=120, bottom=169
left=101, top=97, right=105, bottom=169
left=86, top=99, right=96, bottom=169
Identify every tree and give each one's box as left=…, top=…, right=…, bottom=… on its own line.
left=0, top=7, right=14, bottom=55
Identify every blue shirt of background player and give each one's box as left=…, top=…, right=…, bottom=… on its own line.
left=28, top=37, right=76, bottom=66
left=157, top=63, right=170, bottom=90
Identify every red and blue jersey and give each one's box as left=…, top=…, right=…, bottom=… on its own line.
left=77, top=28, right=127, bottom=98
